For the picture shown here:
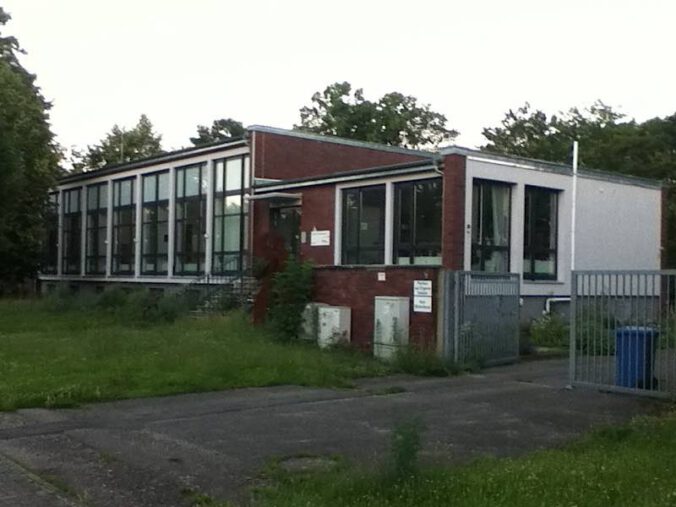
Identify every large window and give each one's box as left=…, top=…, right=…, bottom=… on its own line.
left=62, top=188, right=82, bottom=274
left=86, top=183, right=108, bottom=274
left=112, top=178, right=136, bottom=275
left=42, top=192, right=59, bottom=274
left=471, top=179, right=511, bottom=272
left=141, top=171, right=169, bottom=275
left=524, top=186, right=558, bottom=280
left=342, top=185, right=386, bottom=265
left=213, top=156, right=249, bottom=274
left=175, top=164, right=207, bottom=275
left=394, top=179, right=442, bottom=265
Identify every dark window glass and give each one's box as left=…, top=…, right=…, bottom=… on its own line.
left=271, top=206, right=301, bottom=256
left=212, top=156, right=249, bottom=275
left=62, top=188, right=82, bottom=274
left=342, top=185, right=386, bottom=265
left=85, top=183, right=108, bottom=274
left=471, top=180, right=511, bottom=273
left=394, top=179, right=442, bottom=265
left=524, top=186, right=558, bottom=280
left=175, top=164, right=206, bottom=275
left=141, top=171, right=169, bottom=275
left=42, top=192, right=59, bottom=274
left=112, top=178, right=136, bottom=275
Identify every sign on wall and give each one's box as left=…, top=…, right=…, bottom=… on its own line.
left=310, top=230, right=330, bottom=246
left=413, top=280, right=432, bottom=313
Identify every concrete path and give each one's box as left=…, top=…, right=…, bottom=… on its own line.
left=0, top=359, right=662, bottom=506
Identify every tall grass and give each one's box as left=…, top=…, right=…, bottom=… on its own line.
left=257, top=412, right=676, bottom=507
left=0, top=299, right=389, bottom=411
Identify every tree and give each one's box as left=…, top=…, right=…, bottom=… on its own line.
left=82, top=114, right=163, bottom=170
left=190, top=118, right=245, bottom=146
left=296, top=82, right=457, bottom=149
left=0, top=7, right=60, bottom=291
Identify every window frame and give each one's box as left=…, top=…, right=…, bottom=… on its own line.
left=470, top=178, right=512, bottom=273
left=212, top=155, right=249, bottom=275
left=85, top=182, right=108, bottom=275
left=62, top=187, right=82, bottom=275
left=141, top=170, right=169, bottom=276
left=42, top=192, right=59, bottom=274
left=111, top=177, right=136, bottom=276
left=523, top=185, right=559, bottom=281
left=341, top=184, right=387, bottom=265
left=393, top=178, right=443, bottom=266
left=174, top=163, right=207, bottom=276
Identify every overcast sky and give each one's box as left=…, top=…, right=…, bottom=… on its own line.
left=3, top=0, right=676, bottom=153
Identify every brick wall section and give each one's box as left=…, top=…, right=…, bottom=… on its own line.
left=252, top=130, right=429, bottom=180
left=298, top=185, right=335, bottom=265
left=441, top=154, right=466, bottom=270
left=313, top=266, right=439, bottom=352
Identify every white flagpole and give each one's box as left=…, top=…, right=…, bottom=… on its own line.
left=570, top=141, right=579, bottom=272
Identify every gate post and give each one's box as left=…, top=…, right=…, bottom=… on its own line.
left=569, top=271, right=577, bottom=386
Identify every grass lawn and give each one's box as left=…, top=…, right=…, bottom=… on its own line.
left=257, top=412, right=676, bottom=507
left=0, top=299, right=389, bottom=411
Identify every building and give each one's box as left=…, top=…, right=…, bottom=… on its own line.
left=41, top=126, right=664, bottom=353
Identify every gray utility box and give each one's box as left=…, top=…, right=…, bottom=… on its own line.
left=317, top=306, right=351, bottom=349
left=373, top=296, right=410, bottom=360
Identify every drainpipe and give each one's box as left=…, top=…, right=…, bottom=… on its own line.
left=544, top=296, right=571, bottom=315
left=433, top=156, right=444, bottom=175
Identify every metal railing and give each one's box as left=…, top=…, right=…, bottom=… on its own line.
left=443, top=271, right=520, bottom=366
left=571, top=270, right=676, bottom=398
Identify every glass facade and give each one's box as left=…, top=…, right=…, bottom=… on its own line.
left=342, top=185, right=386, bottom=265
left=112, top=178, right=136, bottom=275
left=393, top=179, right=442, bottom=265
left=86, top=183, right=108, bottom=274
left=141, top=171, right=169, bottom=275
left=174, top=164, right=207, bottom=275
left=212, top=156, right=249, bottom=274
left=524, top=186, right=558, bottom=280
left=62, top=188, right=82, bottom=274
left=471, top=180, right=511, bottom=273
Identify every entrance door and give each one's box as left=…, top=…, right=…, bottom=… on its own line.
left=271, top=206, right=301, bottom=255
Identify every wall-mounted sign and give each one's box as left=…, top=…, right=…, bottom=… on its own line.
left=413, top=296, right=432, bottom=313
left=413, top=280, right=432, bottom=297
left=310, top=230, right=331, bottom=246
left=413, top=280, right=432, bottom=313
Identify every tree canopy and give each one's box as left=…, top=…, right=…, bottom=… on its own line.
left=80, top=114, right=163, bottom=170
left=190, top=118, right=245, bottom=146
left=296, top=82, right=457, bottom=149
left=0, top=7, right=60, bottom=290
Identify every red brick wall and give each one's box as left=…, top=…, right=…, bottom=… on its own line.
left=252, top=130, right=428, bottom=181
left=441, top=154, right=466, bottom=270
left=313, top=266, right=439, bottom=351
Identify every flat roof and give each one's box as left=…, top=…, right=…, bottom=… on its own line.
left=442, top=145, right=663, bottom=189
left=59, top=137, right=247, bottom=183
left=248, top=125, right=436, bottom=158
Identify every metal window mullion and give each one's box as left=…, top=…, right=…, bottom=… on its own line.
left=134, top=175, right=142, bottom=278
left=79, top=189, right=86, bottom=276
left=105, top=182, right=112, bottom=277
left=205, top=162, right=214, bottom=276
left=384, top=181, right=394, bottom=265
left=168, top=167, right=177, bottom=276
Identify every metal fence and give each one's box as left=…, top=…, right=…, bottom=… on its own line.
left=571, top=270, right=676, bottom=398
left=443, top=271, right=520, bottom=366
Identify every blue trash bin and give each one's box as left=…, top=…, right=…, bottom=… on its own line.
left=615, top=326, right=658, bottom=389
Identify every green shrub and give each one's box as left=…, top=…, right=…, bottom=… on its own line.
left=530, top=313, right=569, bottom=348
left=157, top=293, right=185, bottom=323
left=394, top=346, right=448, bottom=377
left=267, top=257, right=314, bottom=342
left=96, top=287, right=128, bottom=310
left=387, top=419, right=423, bottom=482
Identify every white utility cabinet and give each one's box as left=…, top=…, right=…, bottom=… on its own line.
left=317, top=306, right=351, bottom=348
left=300, top=302, right=328, bottom=341
left=373, top=296, right=410, bottom=360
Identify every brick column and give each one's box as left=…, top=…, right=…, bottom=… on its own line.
left=441, top=154, right=467, bottom=270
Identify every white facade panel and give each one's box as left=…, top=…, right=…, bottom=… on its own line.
left=575, top=176, right=661, bottom=271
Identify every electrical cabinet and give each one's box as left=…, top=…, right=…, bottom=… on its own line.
left=373, top=296, right=410, bottom=360
left=317, top=306, right=351, bottom=348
